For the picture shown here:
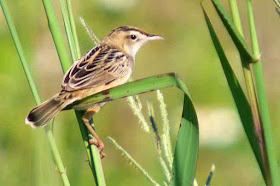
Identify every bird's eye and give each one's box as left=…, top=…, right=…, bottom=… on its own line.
left=130, top=34, right=137, bottom=40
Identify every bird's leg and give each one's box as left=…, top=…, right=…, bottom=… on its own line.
left=82, top=106, right=106, bottom=158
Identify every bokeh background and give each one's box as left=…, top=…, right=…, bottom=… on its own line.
left=1, top=0, right=280, bottom=185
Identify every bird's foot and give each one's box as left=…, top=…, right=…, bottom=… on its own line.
left=89, top=139, right=106, bottom=158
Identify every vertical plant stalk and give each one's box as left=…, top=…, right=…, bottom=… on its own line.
left=247, top=0, right=280, bottom=184
left=228, top=0, right=267, bottom=176
left=75, top=111, right=106, bottom=184
left=0, top=0, right=70, bottom=185
left=59, top=0, right=78, bottom=61
left=42, top=0, right=106, bottom=184
left=66, top=0, right=81, bottom=58
left=41, top=0, right=72, bottom=71
left=201, top=4, right=265, bottom=179
left=228, top=0, right=243, bottom=34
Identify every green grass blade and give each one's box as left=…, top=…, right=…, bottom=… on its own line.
left=41, top=0, right=72, bottom=72
left=58, top=0, right=78, bottom=61
left=201, top=6, right=266, bottom=180
left=211, top=0, right=256, bottom=63
left=247, top=0, right=280, bottom=184
left=171, top=102, right=198, bottom=186
left=64, top=73, right=199, bottom=185
left=228, top=0, right=244, bottom=37
left=44, top=0, right=106, bottom=183
left=66, top=0, right=81, bottom=58
left=172, top=81, right=199, bottom=186
left=65, top=73, right=189, bottom=109
left=227, top=1, right=266, bottom=178
left=0, top=1, right=70, bottom=185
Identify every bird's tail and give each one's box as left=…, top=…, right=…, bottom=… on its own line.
left=25, top=93, right=76, bottom=128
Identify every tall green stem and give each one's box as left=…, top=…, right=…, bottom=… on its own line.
left=228, top=0, right=267, bottom=179
left=229, top=0, right=244, bottom=35
left=59, top=0, right=77, bottom=61
left=0, top=0, right=70, bottom=185
left=41, top=0, right=106, bottom=184
left=247, top=0, right=280, bottom=185
left=41, top=0, right=72, bottom=72
left=66, top=0, right=81, bottom=58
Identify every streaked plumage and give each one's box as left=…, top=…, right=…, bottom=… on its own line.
left=25, top=26, right=163, bottom=157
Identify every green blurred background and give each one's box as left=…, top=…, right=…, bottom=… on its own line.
left=1, top=0, right=280, bottom=185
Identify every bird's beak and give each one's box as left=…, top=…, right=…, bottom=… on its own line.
left=147, top=34, right=164, bottom=41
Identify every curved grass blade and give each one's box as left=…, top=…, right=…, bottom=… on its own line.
left=201, top=5, right=266, bottom=181
left=65, top=73, right=199, bottom=186
left=0, top=0, right=70, bottom=185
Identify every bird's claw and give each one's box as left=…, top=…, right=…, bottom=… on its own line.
left=89, top=139, right=106, bottom=158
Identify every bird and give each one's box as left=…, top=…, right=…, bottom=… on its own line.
left=25, top=26, right=163, bottom=158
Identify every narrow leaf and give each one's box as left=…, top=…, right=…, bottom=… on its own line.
left=41, top=0, right=72, bottom=72
left=58, top=0, right=78, bottom=61
left=211, top=0, right=256, bottom=62
left=201, top=5, right=266, bottom=179
left=66, top=0, right=81, bottom=58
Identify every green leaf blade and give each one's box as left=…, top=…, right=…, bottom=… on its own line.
left=41, top=0, right=72, bottom=72
left=211, top=0, right=255, bottom=62
left=201, top=5, right=266, bottom=180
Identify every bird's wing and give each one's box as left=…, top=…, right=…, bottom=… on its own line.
left=61, top=45, right=130, bottom=91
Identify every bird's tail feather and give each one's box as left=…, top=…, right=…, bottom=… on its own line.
left=25, top=93, right=75, bottom=128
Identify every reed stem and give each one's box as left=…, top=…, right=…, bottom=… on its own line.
left=247, top=0, right=280, bottom=184
left=0, top=0, right=70, bottom=185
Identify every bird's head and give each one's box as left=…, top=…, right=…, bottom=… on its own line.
left=102, top=26, right=163, bottom=57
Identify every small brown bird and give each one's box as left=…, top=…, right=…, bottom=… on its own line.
left=25, top=26, right=163, bottom=157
